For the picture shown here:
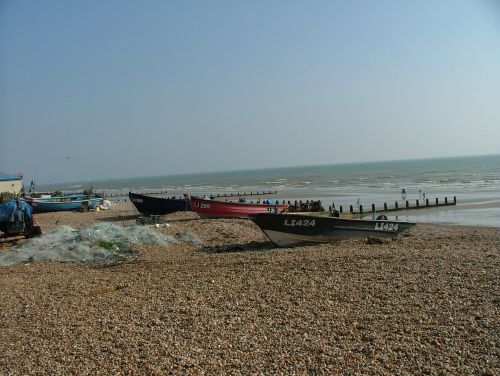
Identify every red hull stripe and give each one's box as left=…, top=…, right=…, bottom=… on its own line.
left=189, top=197, right=288, bottom=217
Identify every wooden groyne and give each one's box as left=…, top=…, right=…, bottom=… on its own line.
left=105, top=190, right=169, bottom=197
left=221, top=190, right=278, bottom=198
left=331, top=196, right=457, bottom=216
left=105, top=190, right=278, bottom=200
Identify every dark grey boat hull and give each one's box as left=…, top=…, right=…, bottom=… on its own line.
left=129, top=192, right=191, bottom=215
left=249, top=213, right=416, bottom=247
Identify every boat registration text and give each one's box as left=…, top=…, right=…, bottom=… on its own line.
left=193, top=202, right=211, bottom=209
left=374, top=222, right=399, bottom=232
left=284, top=219, right=316, bottom=227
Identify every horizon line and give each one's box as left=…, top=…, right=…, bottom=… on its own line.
left=35, top=152, right=500, bottom=187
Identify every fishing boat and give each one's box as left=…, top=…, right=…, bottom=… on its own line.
left=249, top=213, right=416, bottom=247
left=188, top=196, right=289, bottom=218
left=129, top=192, right=191, bottom=215
left=23, top=194, right=103, bottom=213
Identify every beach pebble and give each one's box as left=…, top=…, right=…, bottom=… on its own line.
left=0, top=201, right=498, bottom=375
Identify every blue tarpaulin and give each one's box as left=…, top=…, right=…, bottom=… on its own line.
left=0, top=200, right=32, bottom=222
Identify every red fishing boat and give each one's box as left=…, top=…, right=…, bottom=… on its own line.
left=188, top=196, right=289, bottom=218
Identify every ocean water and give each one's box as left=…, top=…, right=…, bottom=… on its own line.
left=39, top=154, right=500, bottom=227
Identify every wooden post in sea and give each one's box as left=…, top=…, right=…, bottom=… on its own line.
left=359, top=204, right=363, bottom=213
left=406, top=200, right=409, bottom=208
left=339, top=205, right=343, bottom=213
left=372, top=203, right=375, bottom=212
left=350, top=205, right=353, bottom=213
left=416, top=199, right=419, bottom=208
left=436, top=197, right=438, bottom=206
left=384, top=202, right=387, bottom=210
left=395, top=201, right=398, bottom=209
left=426, top=198, right=429, bottom=207
left=454, top=196, right=456, bottom=204
left=445, top=197, right=448, bottom=204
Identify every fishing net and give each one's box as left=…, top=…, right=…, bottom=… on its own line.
left=0, top=222, right=200, bottom=266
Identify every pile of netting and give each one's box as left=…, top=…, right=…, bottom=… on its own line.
left=0, top=222, right=201, bottom=266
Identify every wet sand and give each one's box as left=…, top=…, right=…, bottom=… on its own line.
left=0, top=202, right=499, bottom=374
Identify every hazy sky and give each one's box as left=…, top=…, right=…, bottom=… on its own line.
left=1, top=0, right=500, bottom=184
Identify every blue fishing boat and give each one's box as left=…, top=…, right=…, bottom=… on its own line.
left=23, top=195, right=103, bottom=213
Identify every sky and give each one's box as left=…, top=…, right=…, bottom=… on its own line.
left=1, top=0, right=500, bottom=184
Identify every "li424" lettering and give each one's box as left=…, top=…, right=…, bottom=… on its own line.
left=374, top=222, right=399, bottom=232
left=284, top=219, right=316, bottom=227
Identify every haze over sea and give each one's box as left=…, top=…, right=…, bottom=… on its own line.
left=38, top=154, right=500, bottom=228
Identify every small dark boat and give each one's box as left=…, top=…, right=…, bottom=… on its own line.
left=129, top=192, right=191, bottom=215
left=250, top=213, right=416, bottom=247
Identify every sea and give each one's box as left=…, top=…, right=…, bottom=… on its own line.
left=38, top=154, right=500, bottom=227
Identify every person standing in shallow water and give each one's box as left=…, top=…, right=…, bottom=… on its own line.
left=401, top=188, right=406, bottom=200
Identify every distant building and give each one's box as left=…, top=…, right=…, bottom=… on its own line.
left=0, top=173, right=24, bottom=195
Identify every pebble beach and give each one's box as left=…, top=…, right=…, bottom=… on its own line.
left=0, top=202, right=499, bottom=375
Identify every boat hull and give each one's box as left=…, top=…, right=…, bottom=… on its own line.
left=25, top=196, right=103, bottom=213
left=189, top=197, right=289, bottom=218
left=129, top=192, right=191, bottom=215
left=250, top=213, right=416, bottom=247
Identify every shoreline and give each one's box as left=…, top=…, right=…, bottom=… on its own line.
left=1, top=202, right=499, bottom=374
left=114, top=192, right=500, bottom=228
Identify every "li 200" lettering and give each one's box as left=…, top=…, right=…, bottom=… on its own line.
left=194, top=202, right=211, bottom=209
